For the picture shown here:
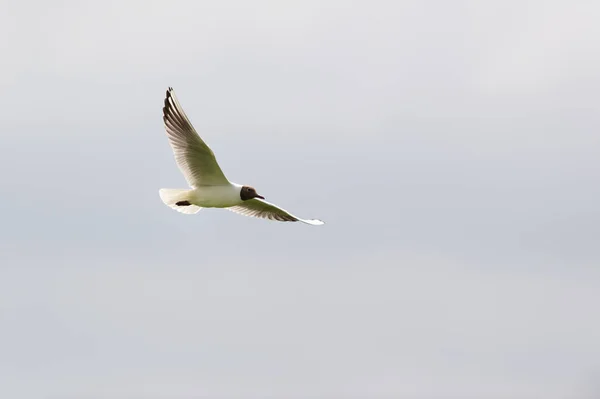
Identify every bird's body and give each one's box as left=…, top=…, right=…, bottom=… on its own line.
left=185, top=184, right=245, bottom=208
left=158, top=87, right=324, bottom=225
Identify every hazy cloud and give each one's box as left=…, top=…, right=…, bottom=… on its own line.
left=1, top=1, right=599, bottom=398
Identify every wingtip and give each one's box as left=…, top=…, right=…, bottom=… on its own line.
left=163, top=89, right=175, bottom=118
left=305, top=219, right=325, bottom=226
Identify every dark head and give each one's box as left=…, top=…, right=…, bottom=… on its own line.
left=240, top=186, right=265, bottom=201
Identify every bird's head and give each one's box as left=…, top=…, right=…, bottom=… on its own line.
left=240, top=185, right=265, bottom=201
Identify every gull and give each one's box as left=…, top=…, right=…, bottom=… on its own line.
left=158, top=87, right=324, bottom=226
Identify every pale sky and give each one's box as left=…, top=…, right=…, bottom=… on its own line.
left=1, top=1, right=600, bottom=398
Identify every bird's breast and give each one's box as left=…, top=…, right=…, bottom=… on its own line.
left=190, top=185, right=242, bottom=208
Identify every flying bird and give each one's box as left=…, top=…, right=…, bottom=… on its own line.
left=159, top=87, right=324, bottom=226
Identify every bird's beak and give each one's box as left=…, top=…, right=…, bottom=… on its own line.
left=256, top=194, right=265, bottom=200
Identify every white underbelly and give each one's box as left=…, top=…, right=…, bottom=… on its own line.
left=190, top=185, right=242, bottom=208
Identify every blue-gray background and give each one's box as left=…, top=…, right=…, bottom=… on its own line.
left=1, top=1, right=599, bottom=398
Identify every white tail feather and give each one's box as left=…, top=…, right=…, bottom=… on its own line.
left=158, top=189, right=202, bottom=214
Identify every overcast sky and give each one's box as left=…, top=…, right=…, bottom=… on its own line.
left=1, top=1, right=600, bottom=398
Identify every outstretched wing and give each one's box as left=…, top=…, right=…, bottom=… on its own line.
left=162, top=87, right=230, bottom=187
left=228, top=198, right=324, bottom=225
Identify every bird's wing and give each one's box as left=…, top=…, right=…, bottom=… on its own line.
left=228, top=198, right=324, bottom=225
left=162, top=87, right=230, bottom=187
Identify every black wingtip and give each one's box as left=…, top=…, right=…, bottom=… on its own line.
left=163, top=87, right=174, bottom=115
